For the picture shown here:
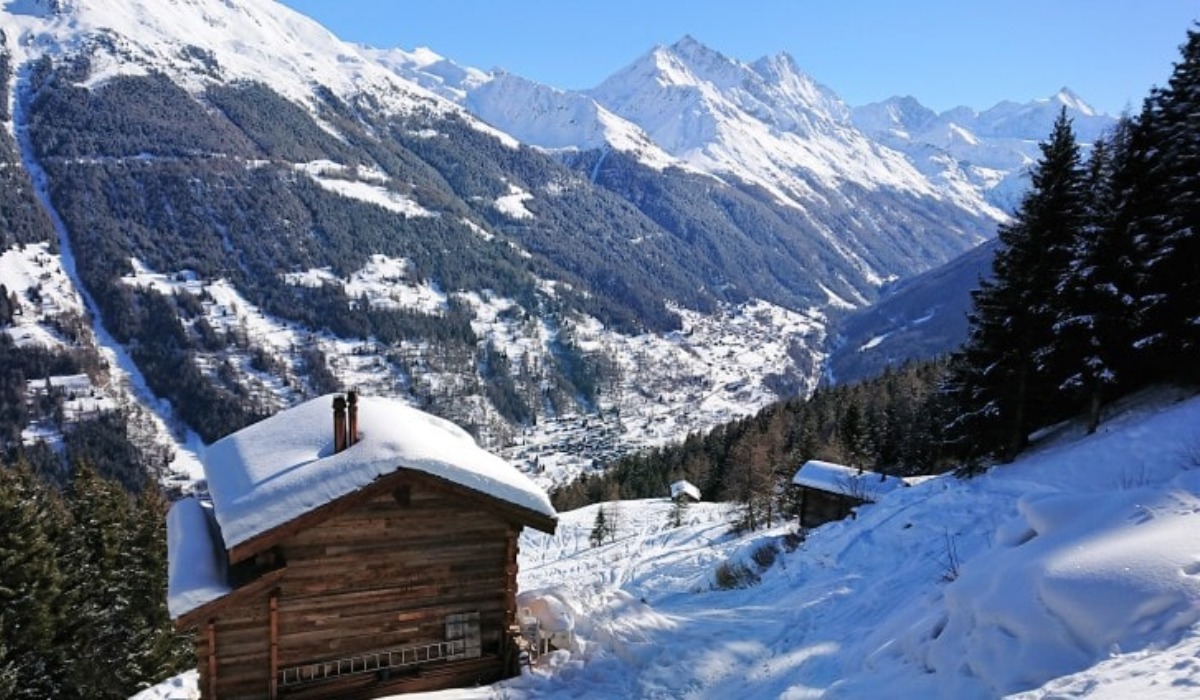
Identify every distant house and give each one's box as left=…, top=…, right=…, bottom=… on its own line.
left=791, top=460, right=909, bottom=528
left=670, top=479, right=701, bottom=503
left=167, top=392, right=557, bottom=700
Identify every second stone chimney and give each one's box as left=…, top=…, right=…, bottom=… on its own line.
left=346, top=390, right=359, bottom=448
left=333, top=395, right=347, bottom=453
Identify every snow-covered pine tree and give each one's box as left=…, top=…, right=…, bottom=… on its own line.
left=0, top=465, right=66, bottom=699
left=1050, top=118, right=1142, bottom=433
left=589, top=506, right=609, bottom=547
left=58, top=463, right=133, bottom=696
left=126, top=481, right=192, bottom=686
left=1136, top=27, right=1200, bottom=380
left=949, top=109, right=1087, bottom=461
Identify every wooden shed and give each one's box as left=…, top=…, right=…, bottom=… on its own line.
left=167, top=392, right=557, bottom=700
left=669, top=479, right=701, bottom=503
left=791, top=460, right=909, bottom=528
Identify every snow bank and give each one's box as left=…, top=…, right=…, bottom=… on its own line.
left=204, top=393, right=555, bottom=551
left=165, top=497, right=229, bottom=620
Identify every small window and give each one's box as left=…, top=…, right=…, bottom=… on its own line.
left=445, top=612, right=481, bottom=660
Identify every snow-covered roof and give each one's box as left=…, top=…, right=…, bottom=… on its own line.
left=166, top=497, right=230, bottom=620
left=791, top=460, right=909, bottom=501
left=203, top=393, right=556, bottom=553
left=671, top=479, right=701, bottom=501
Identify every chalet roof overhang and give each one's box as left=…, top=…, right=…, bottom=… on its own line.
left=174, top=566, right=286, bottom=630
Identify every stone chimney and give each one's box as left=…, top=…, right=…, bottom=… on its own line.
left=333, top=395, right=347, bottom=453
left=346, top=390, right=359, bottom=447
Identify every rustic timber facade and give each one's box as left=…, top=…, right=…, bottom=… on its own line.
left=167, top=393, right=556, bottom=699
left=791, top=460, right=910, bottom=529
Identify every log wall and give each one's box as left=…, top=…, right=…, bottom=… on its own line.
left=200, top=474, right=520, bottom=700
left=799, top=487, right=867, bottom=528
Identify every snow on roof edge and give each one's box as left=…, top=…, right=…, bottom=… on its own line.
left=791, top=459, right=910, bottom=499
left=166, top=497, right=231, bottom=621
left=671, top=479, right=701, bottom=500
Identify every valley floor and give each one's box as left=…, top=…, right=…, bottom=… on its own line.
left=135, top=389, right=1200, bottom=699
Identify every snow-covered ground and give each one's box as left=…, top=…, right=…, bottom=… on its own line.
left=138, top=388, right=1200, bottom=699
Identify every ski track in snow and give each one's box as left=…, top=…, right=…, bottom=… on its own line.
left=10, top=65, right=205, bottom=479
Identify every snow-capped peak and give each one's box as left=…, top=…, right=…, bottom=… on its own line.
left=462, top=71, right=677, bottom=168
left=588, top=35, right=966, bottom=210
left=656, top=34, right=748, bottom=90
left=363, top=45, right=490, bottom=102
left=1049, top=86, right=1097, bottom=116
left=0, top=0, right=482, bottom=129
left=851, top=95, right=939, bottom=138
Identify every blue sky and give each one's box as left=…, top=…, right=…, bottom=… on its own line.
left=278, top=0, right=1196, bottom=115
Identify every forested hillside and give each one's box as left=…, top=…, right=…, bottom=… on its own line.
left=0, top=1, right=998, bottom=488
left=0, top=463, right=190, bottom=699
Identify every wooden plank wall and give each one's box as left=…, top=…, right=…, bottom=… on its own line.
left=800, top=488, right=864, bottom=528
left=205, top=477, right=517, bottom=700
left=202, top=603, right=272, bottom=700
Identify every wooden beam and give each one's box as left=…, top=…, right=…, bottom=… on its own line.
left=504, top=526, right=518, bottom=624
left=269, top=589, right=279, bottom=700
left=175, top=567, right=288, bottom=630
left=207, top=620, right=217, bottom=700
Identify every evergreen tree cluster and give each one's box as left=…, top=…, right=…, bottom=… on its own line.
left=552, top=359, right=952, bottom=519
left=0, top=463, right=190, bottom=698
left=947, top=27, right=1200, bottom=463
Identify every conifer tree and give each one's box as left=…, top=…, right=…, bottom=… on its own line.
left=1136, top=27, right=1200, bottom=379
left=59, top=463, right=139, bottom=698
left=0, top=465, right=66, bottom=699
left=126, top=481, right=192, bottom=687
left=949, top=109, right=1087, bottom=461
left=668, top=495, right=689, bottom=528
left=589, top=506, right=609, bottom=547
left=1050, top=120, right=1142, bottom=433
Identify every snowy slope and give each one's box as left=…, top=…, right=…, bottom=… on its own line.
left=587, top=36, right=1002, bottom=219
left=139, top=389, right=1200, bottom=698
left=0, top=0, right=509, bottom=141
left=363, top=45, right=490, bottom=102
left=368, top=45, right=680, bottom=170
left=464, top=72, right=678, bottom=170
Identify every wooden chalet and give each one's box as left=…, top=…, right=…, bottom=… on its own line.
left=791, top=460, right=910, bottom=528
left=669, top=479, right=701, bottom=503
left=167, top=392, right=557, bottom=700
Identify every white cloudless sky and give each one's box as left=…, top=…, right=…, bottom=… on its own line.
left=277, top=0, right=1197, bottom=115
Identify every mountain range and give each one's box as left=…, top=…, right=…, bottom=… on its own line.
left=0, top=0, right=1114, bottom=485
left=375, top=36, right=1111, bottom=219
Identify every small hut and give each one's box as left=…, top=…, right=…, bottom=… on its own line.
left=167, top=392, right=557, bottom=699
left=791, top=460, right=909, bottom=528
left=670, top=479, right=701, bottom=503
